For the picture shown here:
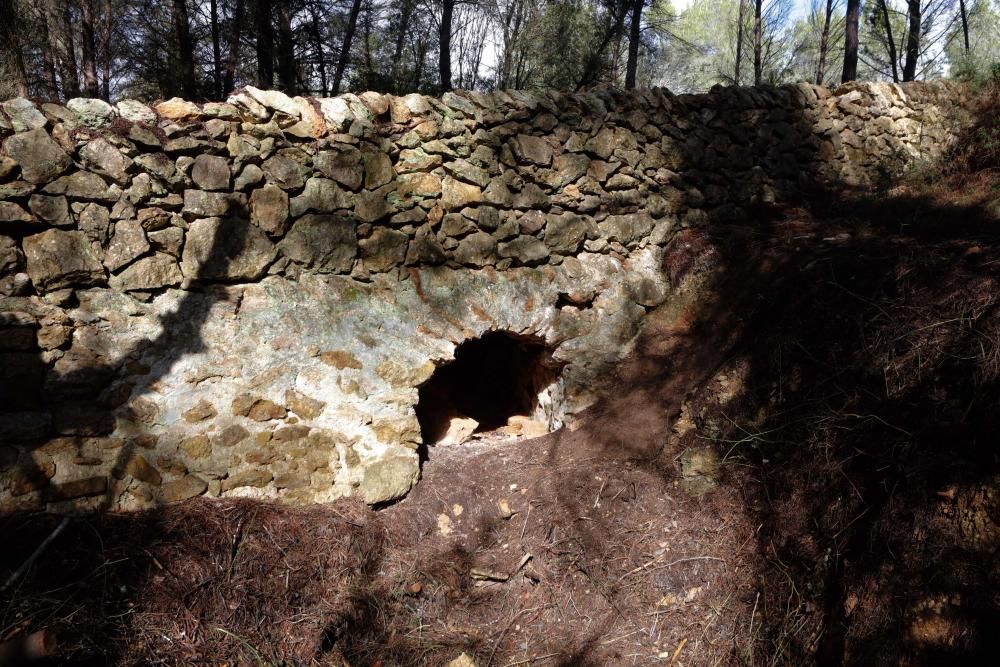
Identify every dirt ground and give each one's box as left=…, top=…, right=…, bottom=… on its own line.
left=5, top=160, right=1000, bottom=664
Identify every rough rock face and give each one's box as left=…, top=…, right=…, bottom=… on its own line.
left=0, top=82, right=970, bottom=513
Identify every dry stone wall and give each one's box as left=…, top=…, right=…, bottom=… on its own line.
left=0, top=81, right=970, bottom=512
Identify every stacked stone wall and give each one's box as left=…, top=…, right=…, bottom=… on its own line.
left=0, top=81, right=971, bottom=512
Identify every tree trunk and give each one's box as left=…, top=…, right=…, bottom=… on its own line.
left=625, top=0, right=643, bottom=89
left=332, top=0, right=362, bottom=94
left=391, top=0, right=413, bottom=93
left=735, top=0, right=746, bottom=85
left=277, top=2, right=296, bottom=93
left=902, top=0, right=921, bottom=81
left=878, top=0, right=899, bottom=82
left=101, top=0, right=112, bottom=99
left=50, top=0, right=80, bottom=98
left=80, top=0, right=99, bottom=97
left=959, top=0, right=970, bottom=54
left=223, top=0, right=245, bottom=94
left=210, top=0, right=222, bottom=99
left=842, top=0, right=860, bottom=82
left=172, top=0, right=196, bottom=98
left=753, top=0, right=762, bottom=85
left=0, top=0, right=29, bottom=96
left=308, top=3, right=327, bottom=95
left=39, top=11, right=61, bottom=98
left=255, top=0, right=274, bottom=88
left=815, top=0, right=833, bottom=85
left=439, top=0, right=454, bottom=92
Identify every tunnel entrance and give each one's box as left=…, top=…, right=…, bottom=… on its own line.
left=416, top=332, right=564, bottom=448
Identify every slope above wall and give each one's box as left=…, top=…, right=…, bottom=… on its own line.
left=0, top=81, right=971, bottom=513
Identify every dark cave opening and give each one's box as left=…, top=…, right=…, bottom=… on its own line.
left=415, top=331, right=563, bottom=448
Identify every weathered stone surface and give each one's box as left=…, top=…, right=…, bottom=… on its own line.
left=511, top=134, right=553, bottom=166
left=498, top=235, right=550, bottom=265
left=181, top=217, right=275, bottom=280
left=191, top=154, right=232, bottom=190
left=182, top=190, right=248, bottom=217
left=162, top=475, right=208, bottom=501
left=67, top=98, right=116, bottom=127
left=360, top=228, right=409, bottom=272
left=358, top=455, right=419, bottom=504
left=3, top=128, right=71, bottom=184
left=442, top=177, right=482, bottom=210
left=222, top=469, right=274, bottom=492
left=108, top=253, right=182, bottom=291
left=262, top=155, right=306, bottom=190
left=104, top=219, right=150, bottom=271
left=116, top=99, right=157, bottom=124
left=29, top=195, right=71, bottom=226
left=245, top=86, right=300, bottom=117
left=81, top=138, right=133, bottom=183
left=279, top=214, right=357, bottom=273
left=0, top=201, right=32, bottom=224
left=23, top=229, right=105, bottom=291
left=314, top=149, right=364, bottom=190
left=44, top=171, right=114, bottom=200
left=125, top=453, right=162, bottom=485
left=2, top=97, right=47, bottom=132
left=285, top=389, right=326, bottom=419
left=155, top=98, right=201, bottom=120
left=545, top=212, right=594, bottom=254
left=363, top=150, right=394, bottom=189
left=250, top=183, right=289, bottom=234
left=454, top=231, right=497, bottom=266
left=289, top=177, right=349, bottom=217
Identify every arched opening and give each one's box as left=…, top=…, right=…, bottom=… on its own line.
left=416, top=332, right=564, bottom=449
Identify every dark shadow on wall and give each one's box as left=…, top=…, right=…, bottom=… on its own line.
left=3, top=83, right=999, bottom=666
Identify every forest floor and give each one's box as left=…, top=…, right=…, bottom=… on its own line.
left=6, top=138, right=1000, bottom=664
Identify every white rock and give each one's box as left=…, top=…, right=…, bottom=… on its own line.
left=1, top=97, right=47, bottom=132
left=66, top=97, right=116, bottom=127
left=116, top=99, right=157, bottom=124
left=319, top=97, right=353, bottom=132
left=244, top=86, right=301, bottom=118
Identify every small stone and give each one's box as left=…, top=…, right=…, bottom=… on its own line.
left=28, top=195, right=71, bottom=226
left=314, top=149, right=364, bottom=190
left=247, top=399, right=287, bottom=422
left=289, top=177, right=349, bottom=217
left=279, top=214, right=357, bottom=273
left=191, top=154, right=231, bottom=190
left=104, top=219, right=150, bottom=271
left=363, top=150, right=394, bottom=189
left=125, top=453, right=162, bottom=485
left=359, top=227, right=408, bottom=272
left=182, top=189, right=248, bottom=218
left=116, top=99, right=157, bottom=124
left=444, top=158, right=489, bottom=187
left=446, top=653, right=478, bottom=667
left=453, top=231, right=496, bottom=267
left=179, top=435, right=211, bottom=459
left=284, top=389, right=326, bottom=419
left=3, top=128, right=71, bottom=184
left=250, top=184, right=290, bottom=234
left=216, top=424, right=251, bottom=447
left=80, top=138, right=133, bottom=183
left=155, top=98, right=201, bottom=120
left=244, top=86, right=300, bottom=117
left=45, top=475, right=108, bottom=501
left=234, top=163, right=264, bottom=190
left=44, top=171, right=114, bottom=200
left=498, top=235, right=549, bottom=265
left=162, top=474, right=208, bottom=502
left=108, top=253, right=182, bottom=291
left=262, top=154, right=306, bottom=190
left=511, top=133, right=553, bottom=166
left=358, top=454, right=419, bottom=504
left=319, top=350, right=363, bottom=370
left=441, top=177, right=481, bottom=210
left=147, top=226, right=184, bottom=257
left=0, top=201, right=32, bottom=224
left=222, top=469, right=273, bottom=492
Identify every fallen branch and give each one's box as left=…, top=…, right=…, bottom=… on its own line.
left=1, top=517, right=70, bottom=594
